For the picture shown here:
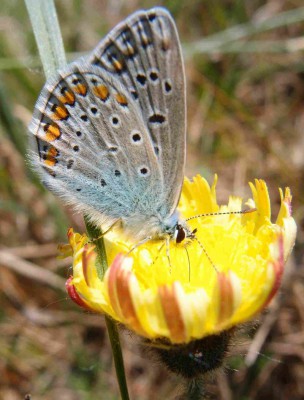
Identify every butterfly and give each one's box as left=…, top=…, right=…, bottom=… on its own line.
left=29, top=7, right=194, bottom=244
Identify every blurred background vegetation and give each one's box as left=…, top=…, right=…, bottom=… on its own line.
left=0, top=0, right=303, bottom=399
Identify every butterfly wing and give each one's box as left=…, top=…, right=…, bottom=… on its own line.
left=88, top=7, right=186, bottom=219
left=29, top=63, right=164, bottom=233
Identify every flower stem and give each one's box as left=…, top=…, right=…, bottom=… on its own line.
left=105, top=316, right=131, bottom=400
left=184, top=378, right=205, bottom=400
left=84, top=217, right=130, bottom=400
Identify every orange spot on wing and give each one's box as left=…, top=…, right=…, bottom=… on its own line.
left=59, top=90, right=75, bottom=105
left=125, top=46, right=135, bottom=57
left=44, top=146, right=58, bottom=167
left=93, top=85, right=109, bottom=101
left=43, top=122, right=61, bottom=141
left=74, top=84, right=87, bottom=96
left=112, top=59, right=124, bottom=72
left=115, top=93, right=128, bottom=106
left=161, top=39, right=170, bottom=51
left=141, top=37, right=151, bottom=47
left=52, top=104, right=69, bottom=120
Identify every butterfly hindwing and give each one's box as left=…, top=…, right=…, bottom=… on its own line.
left=29, top=63, right=163, bottom=229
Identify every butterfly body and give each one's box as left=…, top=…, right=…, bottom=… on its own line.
left=120, top=211, right=192, bottom=243
left=29, top=7, right=188, bottom=244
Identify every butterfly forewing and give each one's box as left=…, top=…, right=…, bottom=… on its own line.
left=88, top=7, right=186, bottom=218
left=30, top=63, right=163, bottom=229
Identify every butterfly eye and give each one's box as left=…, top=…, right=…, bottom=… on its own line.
left=174, top=225, right=186, bottom=244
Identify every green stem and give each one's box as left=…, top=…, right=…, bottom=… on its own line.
left=84, top=217, right=130, bottom=400
left=105, top=316, right=130, bottom=400
left=184, top=378, right=205, bottom=400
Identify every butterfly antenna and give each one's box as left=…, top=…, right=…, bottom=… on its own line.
left=194, top=237, right=219, bottom=273
left=127, top=236, right=152, bottom=256
left=186, top=208, right=257, bottom=222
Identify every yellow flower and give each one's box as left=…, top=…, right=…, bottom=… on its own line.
left=65, top=175, right=296, bottom=344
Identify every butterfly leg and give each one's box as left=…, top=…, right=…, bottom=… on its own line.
left=184, top=246, right=191, bottom=282
left=165, top=236, right=172, bottom=273
left=88, top=220, right=120, bottom=244
left=127, top=236, right=153, bottom=256
left=151, top=241, right=166, bottom=267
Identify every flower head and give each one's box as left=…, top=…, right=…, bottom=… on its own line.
left=65, top=175, right=296, bottom=344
